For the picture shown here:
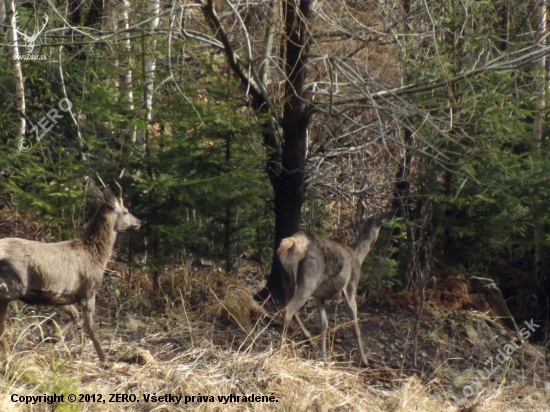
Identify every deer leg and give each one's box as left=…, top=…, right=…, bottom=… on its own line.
left=281, top=292, right=313, bottom=349
left=294, top=313, right=313, bottom=340
left=314, top=297, right=328, bottom=361
left=81, top=299, right=106, bottom=362
left=344, top=291, right=368, bottom=366
left=283, top=266, right=312, bottom=340
left=58, top=304, right=81, bottom=339
left=0, top=301, right=9, bottom=354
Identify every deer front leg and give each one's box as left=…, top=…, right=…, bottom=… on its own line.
left=344, top=292, right=368, bottom=366
left=314, top=297, right=328, bottom=361
left=81, top=299, right=106, bottom=363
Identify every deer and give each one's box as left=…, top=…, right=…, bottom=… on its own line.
left=0, top=180, right=140, bottom=363
left=278, top=209, right=396, bottom=366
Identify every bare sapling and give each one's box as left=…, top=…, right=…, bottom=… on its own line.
left=278, top=209, right=396, bottom=366
left=0, top=180, right=140, bottom=362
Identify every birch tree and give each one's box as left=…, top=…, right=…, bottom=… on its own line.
left=7, top=0, right=25, bottom=140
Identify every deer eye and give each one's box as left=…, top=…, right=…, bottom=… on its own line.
left=123, top=211, right=128, bottom=215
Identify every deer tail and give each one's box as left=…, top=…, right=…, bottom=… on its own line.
left=277, top=232, right=309, bottom=280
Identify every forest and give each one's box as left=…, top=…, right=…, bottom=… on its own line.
left=0, top=0, right=549, bottom=410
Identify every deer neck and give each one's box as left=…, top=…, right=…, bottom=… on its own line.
left=81, top=205, right=117, bottom=265
left=353, top=237, right=375, bottom=264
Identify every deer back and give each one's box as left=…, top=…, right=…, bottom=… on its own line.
left=0, top=182, right=140, bottom=305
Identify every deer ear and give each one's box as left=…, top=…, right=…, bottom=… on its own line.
left=356, top=199, right=367, bottom=224
left=90, top=181, right=104, bottom=205
left=102, top=186, right=119, bottom=208
left=376, top=209, right=397, bottom=226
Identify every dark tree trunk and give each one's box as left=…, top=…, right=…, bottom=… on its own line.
left=67, top=0, right=105, bottom=59
left=68, top=0, right=82, bottom=25
left=261, top=0, right=312, bottom=306
left=264, top=142, right=307, bottom=305
left=202, top=0, right=312, bottom=305
left=84, top=0, right=105, bottom=28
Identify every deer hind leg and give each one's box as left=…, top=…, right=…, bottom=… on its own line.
left=294, top=313, right=313, bottom=341
left=343, top=290, right=368, bottom=366
left=58, top=304, right=81, bottom=340
left=0, top=301, right=9, bottom=354
left=314, top=297, right=328, bottom=361
left=81, top=299, right=106, bottom=363
left=282, top=265, right=313, bottom=341
left=281, top=292, right=313, bottom=350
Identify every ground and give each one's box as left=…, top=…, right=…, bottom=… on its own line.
left=0, top=264, right=549, bottom=411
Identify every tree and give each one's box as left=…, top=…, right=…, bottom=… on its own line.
left=2, top=0, right=550, bottom=321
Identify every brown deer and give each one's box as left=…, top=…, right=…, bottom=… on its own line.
left=0, top=180, right=140, bottom=362
left=278, top=209, right=395, bottom=366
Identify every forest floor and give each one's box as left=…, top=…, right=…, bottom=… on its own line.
left=0, top=212, right=549, bottom=411
left=0, top=263, right=548, bottom=412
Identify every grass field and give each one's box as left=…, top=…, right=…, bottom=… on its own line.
left=0, top=265, right=548, bottom=411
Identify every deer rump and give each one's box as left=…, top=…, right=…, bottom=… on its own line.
left=277, top=232, right=310, bottom=285
left=277, top=232, right=349, bottom=300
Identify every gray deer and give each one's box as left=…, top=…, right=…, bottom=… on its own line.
left=0, top=181, right=140, bottom=362
left=278, top=209, right=395, bottom=366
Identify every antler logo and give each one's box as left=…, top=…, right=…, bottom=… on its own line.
left=14, top=12, right=48, bottom=54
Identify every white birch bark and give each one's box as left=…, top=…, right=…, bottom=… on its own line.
left=119, top=0, right=135, bottom=143
left=7, top=0, right=25, bottom=139
left=136, top=0, right=159, bottom=148
left=0, top=0, right=6, bottom=25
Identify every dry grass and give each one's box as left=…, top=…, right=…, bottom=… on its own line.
left=0, top=267, right=549, bottom=411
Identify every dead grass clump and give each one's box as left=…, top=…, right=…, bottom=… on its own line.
left=206, top=274, right=267, bottom=334
left=380, top=275, right=475, bottom=314
left=149, top=267, right=267, bottom=333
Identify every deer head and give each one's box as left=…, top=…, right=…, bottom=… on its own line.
left=354, top=208, right=397, bottom=255
left=14, top=13, right=48, bottom=54
left=91, top=181, right=140, bottom=232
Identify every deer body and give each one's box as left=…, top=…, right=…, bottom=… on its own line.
left=278, top=210, right=394, bottom=366
left=0, top=183, right=139, bottom=362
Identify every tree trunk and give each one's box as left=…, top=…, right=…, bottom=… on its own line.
left=119, top=0, right=136, bottom=147
left=470, top=277, right=522, bottom=340
left=7, top=0, right=25, bottom=140
left=68, top=0, right=82, bottom=25
left=201, top=0, right=312, bottom=305
left=263, top=0, right=311, bottom=306
left=84, top=0, right=105, bottom=27
left=140, top=0, right=159, bottom=288
left=264, top=152, right=307, bottom=304
left=0, top=0, right=6, bottom=26
left=533, top=0, right=548, bottom=332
